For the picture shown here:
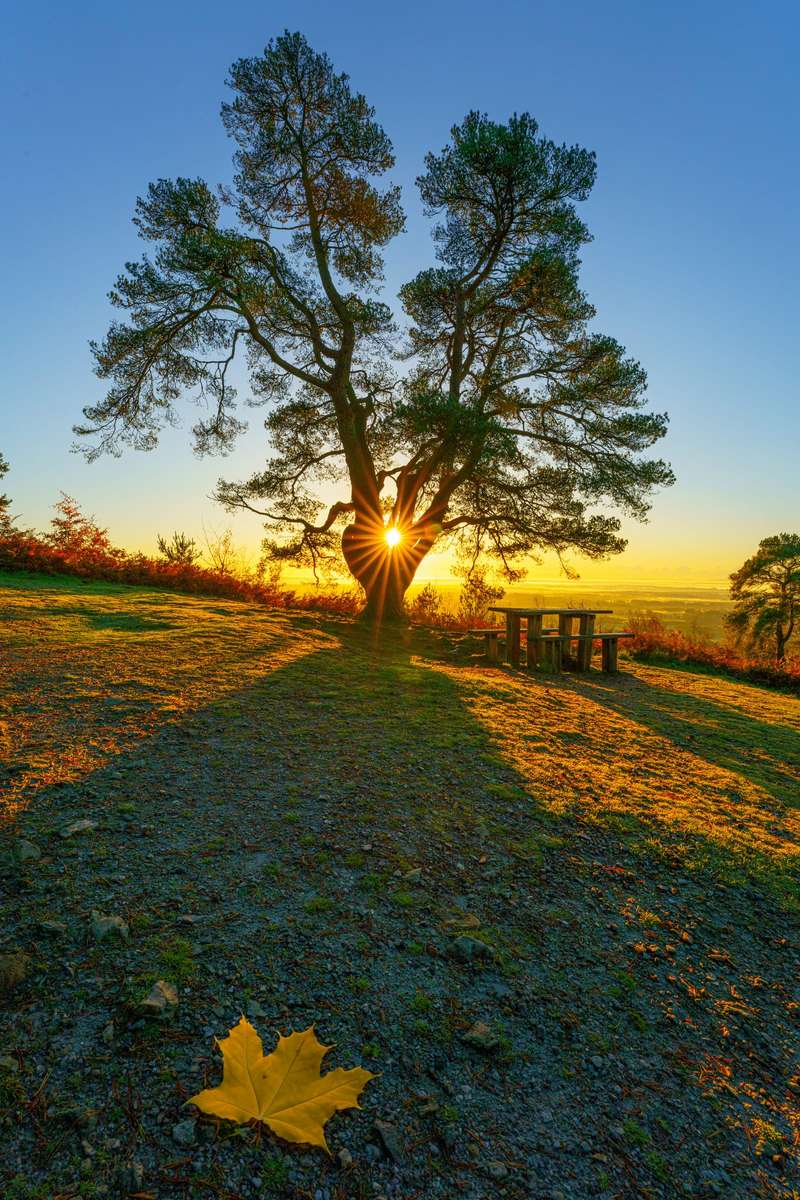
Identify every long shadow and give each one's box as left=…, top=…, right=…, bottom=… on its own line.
left=574, top=668, right=800, bottom=806
left=36, top=604, right=177, bottom=632
left=2, top=623, right=798, bottom=1198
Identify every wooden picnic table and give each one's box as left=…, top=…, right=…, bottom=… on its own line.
left=488, top=606, right=614, bottom=670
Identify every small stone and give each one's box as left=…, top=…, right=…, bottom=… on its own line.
left=91, top=912, right=129, bottom=941
left=0, top=951, right=31, bottom=995
left=444, top=911, right=482, bottom=929
left=486, top=1160, right=509, bottom=1180
left=403, top=867, right=422, bottom=882
left=177, top=914, right=204, bottom=926
left=0, top=1054, right=19, bottom=1072
left=116, top=1161, right=144, bottom=1192
left=60, top=819, right=98, bottom=839
left=590, top=1055, right=604, bottom=1068
left=172, top=1118, right=196, bottom=1146
left=449, top=935, right=494, bottom=963
left=140, top=979, right=179, bottom=1013
left=101, top=1021, right=115, bottom=1045
left=374, top=1119, right=404, bottom=1162
left=461, top=1021, right=500, bottom=1053
left=337, top=1147, right=353, bottom=1168
left=13, top=839, right=41, bottom=863
left=246, top=998, right=268, bottom=1019
left=37, top=919, right=68, bottom=936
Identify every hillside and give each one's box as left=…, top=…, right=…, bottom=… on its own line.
left=1, top=572, right=798, bottom=1200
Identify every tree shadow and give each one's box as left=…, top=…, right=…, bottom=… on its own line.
left=2, top=622, right=798, bottom=1197
left=575, top=667, right=800, bottom=807
left=36, top=604, right=176, bottom=632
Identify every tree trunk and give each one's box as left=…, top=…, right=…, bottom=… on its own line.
left=341, top=515, right=429, bottom=624
left=776, top=625, right=787, bottom=663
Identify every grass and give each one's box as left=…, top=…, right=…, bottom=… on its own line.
left=2, top=571, right=799, bottom=1197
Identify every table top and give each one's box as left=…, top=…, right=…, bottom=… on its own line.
left=488, top=607, right=613, bottom=617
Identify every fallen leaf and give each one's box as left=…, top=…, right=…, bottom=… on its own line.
left=188, top=1017, right=374, bottom=1152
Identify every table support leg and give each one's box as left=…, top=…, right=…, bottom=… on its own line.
left=526, top=614, right=543, bottom=669
left=577, top=615, right=596, bottom=670
left=506, top=614, right=521, bottom=666
left=558, top=614, right=575, bottom=668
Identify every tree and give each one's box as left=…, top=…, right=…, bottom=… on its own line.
left=455, top=567, right=505, bottom=626
left=78, top=31, right=673, bottom=622
left=203, top=527, right=238, bottom=575
left=45, top=494, right=121, bottom=562
left=727, top=534, right=800, bottom=662
left=0, top=453, right=12, bottom=533
left=157, top=530, right=201, bottom=565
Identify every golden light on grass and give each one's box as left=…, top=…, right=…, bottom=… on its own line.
left=385, top=526, right=402, bottom=548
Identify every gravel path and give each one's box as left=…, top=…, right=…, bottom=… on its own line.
left=1, top=574, right=799, bottom=1199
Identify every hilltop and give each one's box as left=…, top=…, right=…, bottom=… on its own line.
left=1, top=573, right=798, bottom=1200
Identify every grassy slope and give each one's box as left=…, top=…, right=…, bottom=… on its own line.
left=1, top=571, right=799, bottom=1199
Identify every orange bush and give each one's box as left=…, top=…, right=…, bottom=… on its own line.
left=0, top=500, right=364, bottom=618
left=627, top=613, right=800, bottom=692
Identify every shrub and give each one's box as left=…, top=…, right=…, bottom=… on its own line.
left=407, top=582, right=445, bottom=623
left=0, top=495, right=366, bottom=618
left=628, top=613, right=800, bottom=692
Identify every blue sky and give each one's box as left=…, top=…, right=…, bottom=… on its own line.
left=2, top=0, right=798, bottom=583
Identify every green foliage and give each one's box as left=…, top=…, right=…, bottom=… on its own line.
left=158, top=935, right=195, bottom=981
left=455, top=566, right=504, bottom=625
left=79, top=31, right=671, bottom=613
left=727, top=533, right=800, bottom=662
left=0, top=452, right=12, bottom=532
left=157, top=530, right=200, bottom=566
left=407, top=582, right=444, bottom=623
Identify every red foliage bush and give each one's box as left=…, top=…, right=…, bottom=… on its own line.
left=0, top=496, right=363, bottom=617
left=627, top=614, right=800, bottom=692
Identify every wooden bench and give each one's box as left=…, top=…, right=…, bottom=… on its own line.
left=470, top=628, right=504, bottom=662
left=534, top=631, right=634, bottom=673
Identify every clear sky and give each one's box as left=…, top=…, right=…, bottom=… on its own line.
left=2, top=0, right=798, bottom=586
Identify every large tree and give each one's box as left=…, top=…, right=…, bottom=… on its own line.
left=727, top=534, right=800, bottom=662
left=78, top=31, right=673, bottom=620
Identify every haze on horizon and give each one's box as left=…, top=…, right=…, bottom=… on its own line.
left=2, top=0, right=798, bottom=591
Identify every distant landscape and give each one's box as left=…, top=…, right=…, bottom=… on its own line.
left=405, top=581, right=733, bottom=641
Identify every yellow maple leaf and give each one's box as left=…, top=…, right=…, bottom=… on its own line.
left=188, top=1017, right=375, bottom=1152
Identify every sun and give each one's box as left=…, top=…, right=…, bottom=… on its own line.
left=385, top=526, right=402, bottom=548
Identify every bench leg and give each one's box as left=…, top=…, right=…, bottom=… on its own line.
left=506, top=614, right=521, bottom=667
left=526, top=614, right=543, bottom=669
left=558, top=615, right=576, bottom=668
left=540, top=639, right=563, bottom=673
left=602, top=638, right=619, bottom=673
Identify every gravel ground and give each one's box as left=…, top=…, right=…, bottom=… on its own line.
left=1, top=573, right=799, bottom=1200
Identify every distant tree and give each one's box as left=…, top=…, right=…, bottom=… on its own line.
left=407, top=581, right=444, bottom=623
left=157, top=530, right=201, bottom=565
left=45, top=494, right=121, bottom=562
left=78, top=31, right=673, bottom=622
left=456, top=567, right=505, bottom=626
left=203, top=527, right=237, bottom=576
left=0, top=453, right=12, bottom=532
left=727, top=534, right=800, bottom=662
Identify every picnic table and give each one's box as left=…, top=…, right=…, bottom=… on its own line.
left=479, top=606, right=632, bottom=673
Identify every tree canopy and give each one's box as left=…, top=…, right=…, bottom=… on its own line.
left=78, top=30, right=673, bottom=619
left=727, top=533, right=800, bottom=662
